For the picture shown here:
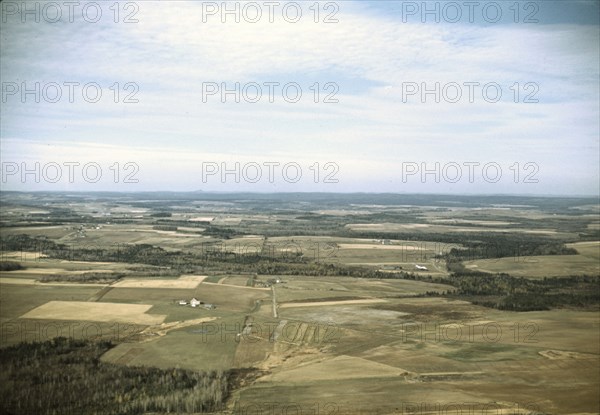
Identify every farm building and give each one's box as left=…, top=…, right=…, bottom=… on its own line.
left=177, top=298, right=216, bottom=309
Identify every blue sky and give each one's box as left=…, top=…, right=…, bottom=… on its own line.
left=1, top=0, right=598, bottom=194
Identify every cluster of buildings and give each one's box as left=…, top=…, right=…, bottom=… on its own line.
left=178, top=298, right=216, bottom=310
left=255, top=277, right=284, bottom=288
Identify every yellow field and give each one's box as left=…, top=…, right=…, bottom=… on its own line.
left=112, top=275, right=207, bottom=289
left=21, top=301, right=166, bottom=325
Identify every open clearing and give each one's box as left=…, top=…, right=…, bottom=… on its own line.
left=21, top=301, right=166, bottom=325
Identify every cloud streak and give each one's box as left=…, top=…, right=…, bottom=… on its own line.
left=1, top=1, right=598, bottom=195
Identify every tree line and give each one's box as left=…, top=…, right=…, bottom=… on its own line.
left=0, top=337, right=233, bottom=415
left=2, top=233, right=597, bottom=311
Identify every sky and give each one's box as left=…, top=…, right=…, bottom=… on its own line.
left=0, top=0, right=599, bottom=195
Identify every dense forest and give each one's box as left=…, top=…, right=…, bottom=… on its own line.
left=0, top=338, right=235, bottom=415
left=0, top=260, right=24, bottom=271
left=447, top=274, right=600, bottom=311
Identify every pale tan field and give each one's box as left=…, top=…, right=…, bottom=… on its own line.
left=337, top=243, right=427, bottom=250
left=464, top=252, right=600, bottom=278
left=136, top=317, right=218, bottom=341
left=0, top=277, right=108, bottom=288
left=188, top=217, right=214, bottom=222
left=0, top=257, right=166, bottom=279
left=272, top=276, right=452, bottom=303
left=145, top=229, right=204, bottom=237
left=279, top=299, right=387, bottom=308
left=201, top=281, right=270, bottom=291
left=0, top=277, right=38, bottom=285
left=568, top=241, right=600, bottom=258
left=428, top=219, right=513, bottom=226
left=1, top=251, right=48, bottom=260
left=211, top=217, right=242, bottom=225
left=21, top=301, right=166, bottom=325
left=346, top=223, right=562, bottom=235
left=1, top=268, right=113, bottom=275
left=218, top=275, right=252, bottom=286
left=112, top=275, right=207, bottom=289
left=259, top=354, right=408, bottom=382
left=236, top=295, right=599, bottom=415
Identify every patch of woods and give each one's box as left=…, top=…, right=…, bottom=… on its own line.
left=2, top=233, right=598, bottom=311
left=348, top=231, right=580, bottom=260
left=445, top=240, right=578, bottom=261
left=0, top=337, right=236, bottom=415
left=39, top=272, right=123, bottom=284
left=149, top=212, right=172, bottom=218
left=201, top=225, right=244, bottom=239
left=445, top=273, right=600, bottom=311
left=0, top=261, right=25, bottom=271
left=408, top=263, right=600, bottom=311
left=152, top=225, right=178, bottom=231
left=0, top=234, right=405, bottom=277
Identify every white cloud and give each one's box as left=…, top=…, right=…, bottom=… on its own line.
left=0, top=1, right=598, bottom=194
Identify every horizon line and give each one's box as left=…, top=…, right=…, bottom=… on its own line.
left=1, top=190, right=599, bottom=199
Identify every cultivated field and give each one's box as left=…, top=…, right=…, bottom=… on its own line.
left=21, top=301, right=166, bottom=325
left=112, top=275, right=207, bottom=289
left=464, top=242, right=600, bottom=278
left=1, top=192, right=598, bottom=414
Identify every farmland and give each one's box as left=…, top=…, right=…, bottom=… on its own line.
left=0, top=192, right=598, bottom=414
